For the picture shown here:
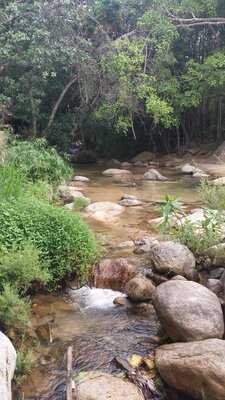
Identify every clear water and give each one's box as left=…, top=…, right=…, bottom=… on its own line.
left=20, top=165, right=199, bottom=400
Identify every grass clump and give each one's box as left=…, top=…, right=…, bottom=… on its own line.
left=73, top=196, right=90, bottom=211
left=199, top=180, right=225, bottom=210
left=158, top=194, right=224, bottom=254
left=0, top=285, right=30, bottom=333
left=14, top=348, right=34, bottom=386
left=173, top=210, right=223, bottom=254
left=0, top=243, right=49, bottom=295
left=7, top=138, right=72, bottom=184
left=0, top=199, right=98, bottom=288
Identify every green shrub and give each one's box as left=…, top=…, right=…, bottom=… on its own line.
left=0, top=285, right=30, bottom=333
left=0, top=165, right=26, bottom=201
left=0, top=243, right=49, bottom=294
left=199, top=180, right=225, bottom=210
left=73, top=196, right=90, bottom=211
left=25, top=180, right=54, bottom=202
left=0, top=199, right=98, bottom=287
left=14, top=348, right=34, bottom=386
left=7, top=138, right=72, bottom=184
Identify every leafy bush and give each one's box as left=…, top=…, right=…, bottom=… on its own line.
left=173, top=209, right=223, bottom=254
left=14, top=348, right=34, bottom=386
left=0, top=243, right=49, bottom=294
left=0, top=165, right=26, bottom=201
left=73, top=196, right=90, bottom=211
left=0, top=285, right=30, bottom=333
left=158, top=194, right=224, bottom=254
left=199, top=180, right=225, bottom=210
left=7, top=138, right=72, bottom=184
left=158, top=194, right=183, bottom=233
left=0, top=199, right=98, bottom=287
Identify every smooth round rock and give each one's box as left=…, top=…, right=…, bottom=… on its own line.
left=153, top=280, right=224, bottom=342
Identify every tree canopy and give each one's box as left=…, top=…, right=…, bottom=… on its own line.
left=1, top=0, right=225, bottom=156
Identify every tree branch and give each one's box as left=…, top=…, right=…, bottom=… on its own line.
left=171, top=17, right=225, bottom=27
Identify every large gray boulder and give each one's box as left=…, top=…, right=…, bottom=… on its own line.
left=152, top=280, right=224, bottom=342
left=77, top=371, right=144, bottom=400
left=156, top=339, right=225, bottom=400
left=143, top=169, right=167, bottom=181
left=149, top=241, right=196, bottom=279
left=0, top=332, right=16, bottom=400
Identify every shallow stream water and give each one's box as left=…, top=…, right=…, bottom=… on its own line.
left=20, top=165, right=200, bottom=400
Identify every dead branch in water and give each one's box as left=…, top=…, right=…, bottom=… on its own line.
left=115, top=356, right=162, bottom=400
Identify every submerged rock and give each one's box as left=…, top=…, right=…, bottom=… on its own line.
left=93, top=258, right=137, bottom=291
left=126, top=276, right=155, bottom=302
left=153, top=280, right=224, bottom=342
left=143, top=169, right=167, bottom=181
left=77, top=371, right=144, bottom=400
left=119, top=198, right=143, bottom=207
left=86, top=202, right=124, bottom=223
left=149, top=241, right=196, bottom=279
left=102, top=168, right=132, bottom=177
left=0, top=332, right=16, bottom=400
left=156, top=339, right=225, bottom=400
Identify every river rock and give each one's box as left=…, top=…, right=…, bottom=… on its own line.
left=126, top=276, right=155, bottom=302
left=93, top=258, right=137, bottom=291
left=143, top=169, right=168, bottom=181
left=86, top=202, right=124, bottom=223
left=119, top=198, right=143, bottom=207
left=204, top=243, right=225, bottom=267
left=131, top=151, right=155, bottom=163
left=152, top=280, right=224, bottom=342
left=77, top=371, right=144, bottom=400
left=102, top=168, right=132, bottom=177
left=72, top=176, right=90, bottom=182
left=121, top=162, right=132, bottom=168
left=0, top=332, right=16, bottom=400
left=58, top=185, right=84, bottom=202
left=134, top=236, right=159, bottom=254
left=181, top=163, right=199, bottom=174
left=210, top=177, right=225, bottom=186
left=156, top=339, right=225, bottom=400
left=206, top=278, right=223, bottom=296
left=149, top=241, right=196, bottom=278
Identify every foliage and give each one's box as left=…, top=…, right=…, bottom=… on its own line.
left=1, top=0, right=225, bottom=153
left=7, top=138, right=72, bottom=184
left=73, top=196, right=90, bottom=211
left=14, top=348, right=34, bottom=386
left=0, top=199, right=98, bottom=287
left=199, top=180, right=225, bottom=210
left=0, top=165, right=26, bottom=201
left=158, top=193, right=224, bottom=254
left=0, top=243, right=49, bottom=295
left=0, top=285, right=30, bottom=333
left=158, top=194, right=183, bottom=232
left=173, top=209, right=223, bottom=254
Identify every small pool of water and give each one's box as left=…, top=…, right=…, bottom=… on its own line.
left=21, top=288, right=159, bottom=399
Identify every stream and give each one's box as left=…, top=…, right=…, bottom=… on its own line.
left=20, top=165, right=200, bottom=400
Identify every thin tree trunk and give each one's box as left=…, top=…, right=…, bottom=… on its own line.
left=46, top=75, right=78, bottom=131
